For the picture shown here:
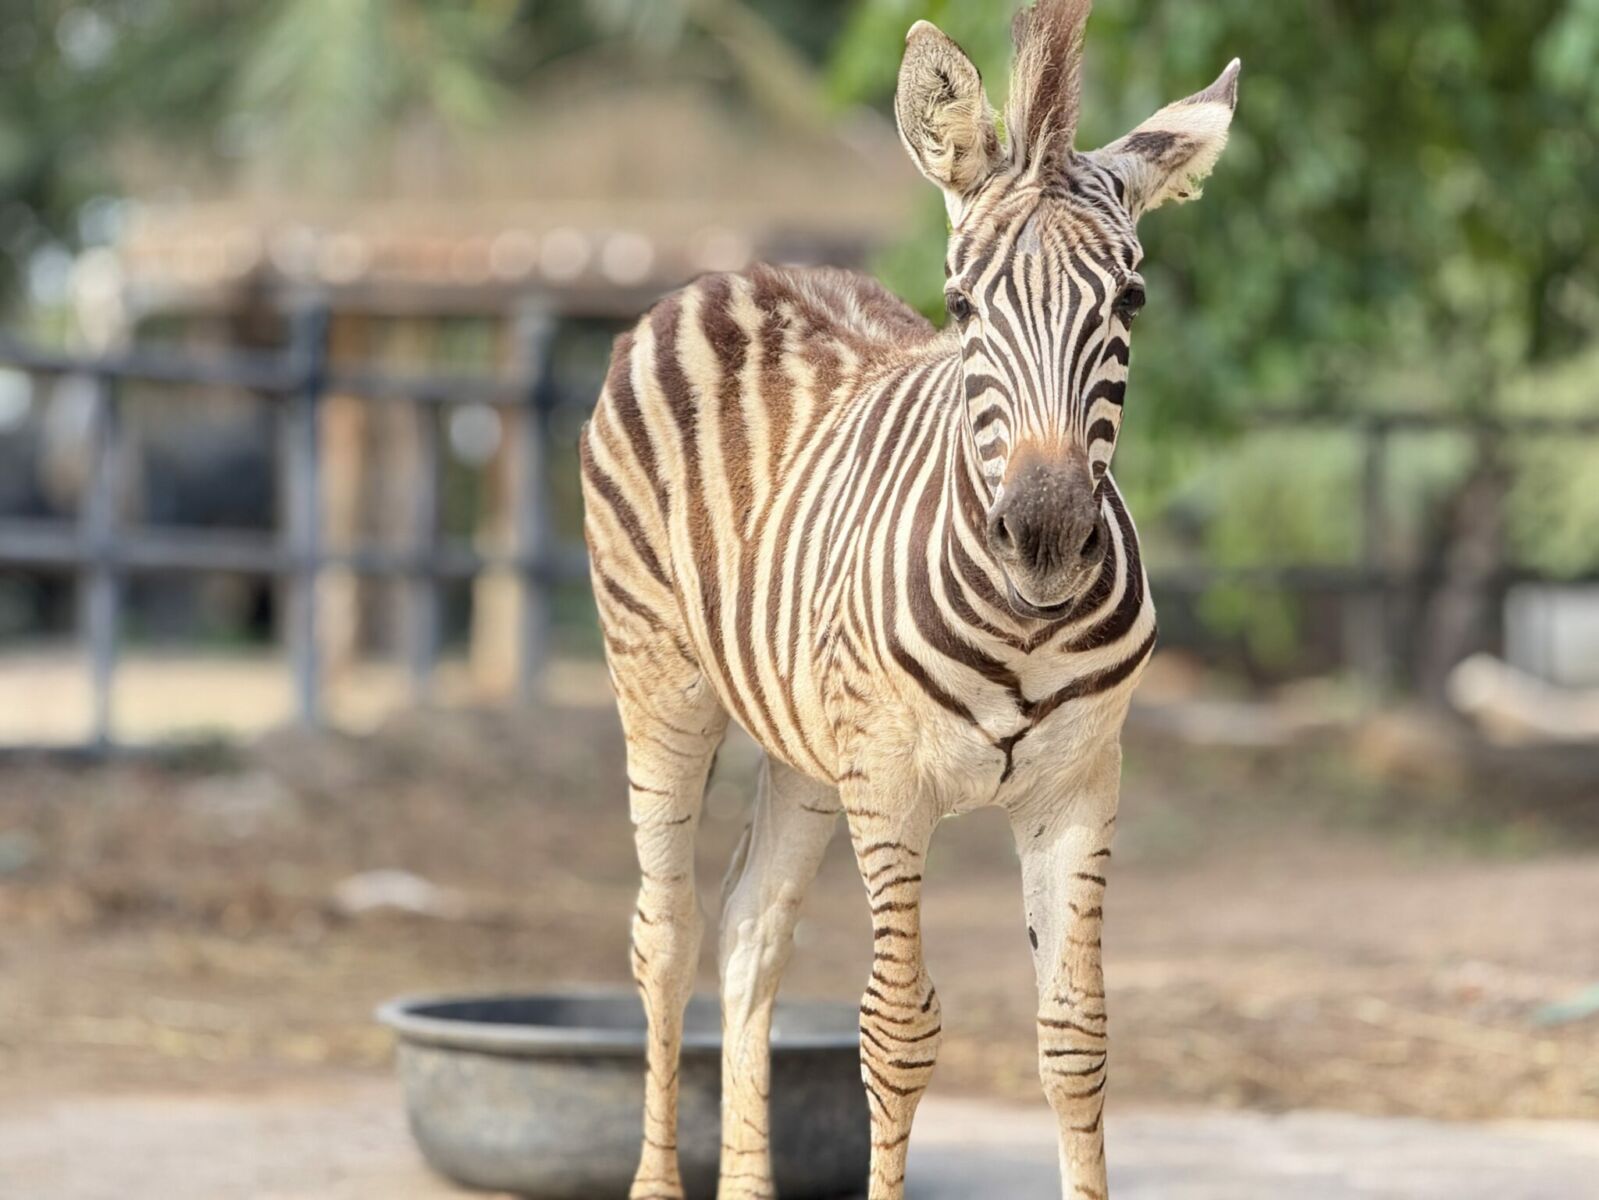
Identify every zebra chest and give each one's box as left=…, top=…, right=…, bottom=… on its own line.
left=991, top=688, right=1133, bottom=805
left=854, top=661, right=1134, bottom=816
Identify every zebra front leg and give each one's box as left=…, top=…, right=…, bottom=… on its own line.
left=1012, top=744, right=1122, bottom=1200
left=716, top=758, right=839, bottom=1199
left=846, top=798, right=940, bottom=1200
left=619, top=682, right=728, bottom=1200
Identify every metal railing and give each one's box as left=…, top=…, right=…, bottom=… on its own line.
left=1148, top=409, right=1599, bottom=691
left=4, top=308, right=1599, bottom=748
left=0, top=304, right=588, bottom=748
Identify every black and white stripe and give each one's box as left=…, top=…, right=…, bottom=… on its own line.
left=579, top=3, right=1240, bottom=1197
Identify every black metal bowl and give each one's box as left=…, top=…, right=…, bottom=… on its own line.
left=379, top=991, right=869, bottom=1199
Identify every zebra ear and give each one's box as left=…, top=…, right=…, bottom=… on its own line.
left=895, top=20, right=1002, bottom=222
left=1088, top=58, right=1241, bottom=218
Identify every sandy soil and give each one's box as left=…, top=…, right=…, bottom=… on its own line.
left=2, top=679, right=1596, bottom=1124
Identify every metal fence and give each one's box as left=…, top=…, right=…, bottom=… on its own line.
left=1152, top=410, right=1599, bottom=688
left=0, top=304, right=589, bottom=749
left=4, top=308, right=1599, bottom=750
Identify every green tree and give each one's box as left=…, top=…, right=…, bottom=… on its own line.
left=831, top=0, right=1599, bottom=431
left=828, top=1, right=1599, bottom=680
left=0, top=0, right=854, bottom=313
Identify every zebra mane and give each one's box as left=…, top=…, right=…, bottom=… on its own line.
left=1007, top=0, right=1094, bottom=170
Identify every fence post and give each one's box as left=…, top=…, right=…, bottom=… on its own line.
left=406, top=400, right=441, bottom=703
left=1352, top=418, right=1390, bottom=696
left=81, top=371, right=121, bottom=749
left=284, top=304, right=330, bottom=726
left=513, top=306, right=556, bottom=703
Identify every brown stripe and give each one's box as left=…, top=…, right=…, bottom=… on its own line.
left=601, top=329, right=669, bottom=519
left=1029, top=624, right=1157, bottom=724
left=579, top=431, right=670, bottom=589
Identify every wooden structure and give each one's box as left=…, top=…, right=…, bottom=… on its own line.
left=96, top=83, right=922, bottom=695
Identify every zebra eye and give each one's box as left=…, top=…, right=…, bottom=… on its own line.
left=1113, top=283, right=1146, bottom=324
left=946, top=290, right=975, bottom=325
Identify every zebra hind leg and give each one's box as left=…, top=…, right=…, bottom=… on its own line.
left=613, top=662, right=728, bottom=1200
left=716, top=757, right=840, bottom=1199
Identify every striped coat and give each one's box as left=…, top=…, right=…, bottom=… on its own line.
left=582, top=263, right=1154, bottom=806
left=579, top=4, right=1239, bottom=1198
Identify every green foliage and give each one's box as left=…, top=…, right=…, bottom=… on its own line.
left=0, top=1, right=528, bottom=310
left=0, top=2, right=118, bottom=303
left=1501, top=347, right=1599, bottom=577
left=1161, top=432, right=1362, bottom=667
left=831, top=0, right=1599, bottom=435
left=0, top=0, right=858, bottom=314
left=233, top=0, right=518, bottom=179
left=827, top=0, right=1599, bottom=668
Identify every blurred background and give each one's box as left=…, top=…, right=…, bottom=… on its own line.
left=2, top=1, right=1598, bottom=1194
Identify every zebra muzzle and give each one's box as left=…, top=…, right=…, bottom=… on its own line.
left=987, top=449, right=1107, bottom=616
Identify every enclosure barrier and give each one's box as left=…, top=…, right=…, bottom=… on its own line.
left=0, top=305, right=588, bottom=749
left=1167, top=408, right=1599, bottom=690
left=3, top=314, right=1599, bottom=751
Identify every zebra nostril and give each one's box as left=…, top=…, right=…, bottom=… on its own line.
left=1080, top=524, right=1102, bottom=559
left=992, top=515, right=1014, bottom=553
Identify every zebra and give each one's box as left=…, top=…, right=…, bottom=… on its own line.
left=578, top=2, right=1239, bottom=1196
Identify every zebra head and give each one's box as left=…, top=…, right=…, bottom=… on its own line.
left=895, top=1, right=1239, bottom=617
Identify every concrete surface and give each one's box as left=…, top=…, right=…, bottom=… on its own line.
left=2, top=1078, right=1597, bottom=1199
left=916, top=1099, right=1599, bottom=1199
left=0, top=648, right=616, bottom=744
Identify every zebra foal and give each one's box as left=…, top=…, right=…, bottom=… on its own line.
left=580, top=2, right=1239, bottom=1196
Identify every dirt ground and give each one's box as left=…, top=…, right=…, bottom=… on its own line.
left=1, top=666, right=1598, bottom=1127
